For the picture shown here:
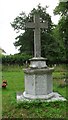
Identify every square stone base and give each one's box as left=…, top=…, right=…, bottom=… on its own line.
left=17, top=92, right=66, bottom=102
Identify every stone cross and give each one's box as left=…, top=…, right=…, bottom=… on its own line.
left=25, top=13, right=48, bottom=57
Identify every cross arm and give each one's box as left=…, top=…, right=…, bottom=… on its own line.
left=40, top=21, right=48, bottom=29
left=25, top=22, right=35, bottom=28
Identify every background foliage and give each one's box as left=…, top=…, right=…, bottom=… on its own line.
left=2, top=2, right=68, bottom=65
left=10, top=4, right=67, bottom=63
left=2, top=54, right=31, bottom=65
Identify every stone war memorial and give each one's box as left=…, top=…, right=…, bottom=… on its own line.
left=17, top=12, right=66, bottom=101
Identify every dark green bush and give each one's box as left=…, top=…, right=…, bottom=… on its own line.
left=2, top=53, right=32, bottom=65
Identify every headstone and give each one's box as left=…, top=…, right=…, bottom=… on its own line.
left=17, top=13, right=66, bottom=101
left=23, top=13, right=54, bottom=99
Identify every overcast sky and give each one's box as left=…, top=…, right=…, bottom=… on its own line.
left=0, top=0, right=60, bottom=55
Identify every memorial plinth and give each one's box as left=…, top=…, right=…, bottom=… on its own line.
left=23, top=66, right=54, bottom=99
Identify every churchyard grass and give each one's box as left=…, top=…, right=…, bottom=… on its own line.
left=2, top=64, right=67, bottom=119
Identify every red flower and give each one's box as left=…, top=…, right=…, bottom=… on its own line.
left=2, top=80, right=7, bottom=88
left=2, top=83, right=7, bottom=88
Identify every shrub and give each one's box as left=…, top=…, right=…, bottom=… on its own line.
left=2, top=53, right=32, bottom=65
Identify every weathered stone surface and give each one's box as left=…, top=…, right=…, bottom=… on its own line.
left=30, top=57, right=47, bottom=68
left=17, top=92, right=66, bottom=101
left=24, top=67, right=54, bottom=74
left=23, top=67, right=54, bottom=99
left=23, top=92, right=54, bottom=99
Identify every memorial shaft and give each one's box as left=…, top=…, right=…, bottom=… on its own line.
left=34, top=14, right=41, bottom=57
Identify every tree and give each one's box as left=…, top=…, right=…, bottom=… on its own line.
left=11, top=4, right=65, bottom=63
left=54, top=1, right=68, bottom=61
left=11, top=5, right=52, bottom=55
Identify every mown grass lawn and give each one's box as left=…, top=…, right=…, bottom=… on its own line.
left=2, top=64, right=68, bottom=119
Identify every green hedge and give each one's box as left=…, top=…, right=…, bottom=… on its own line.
left=2, top=53, right=32, bottom=65
left=1, top=53, right=67, bottom=65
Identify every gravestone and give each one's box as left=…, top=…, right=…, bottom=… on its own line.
left=23, top=13, right=54, bottom=99
left=17, top=13, right=66, bottom=101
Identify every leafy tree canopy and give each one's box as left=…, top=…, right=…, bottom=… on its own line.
left=11, top=4, right=66, bottom=63
left=54, top=1, right=68, bottom=60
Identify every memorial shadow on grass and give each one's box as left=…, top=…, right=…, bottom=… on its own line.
left=2, top=65, right=67, bottom=119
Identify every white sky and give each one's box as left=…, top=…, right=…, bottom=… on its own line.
left=0, top=0, right=60, bottom=55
